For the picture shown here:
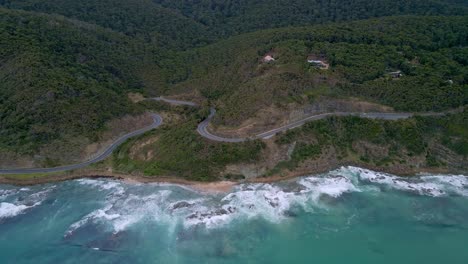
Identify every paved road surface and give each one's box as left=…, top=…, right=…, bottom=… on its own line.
left=0, top=114, right=162, bottom=174
left=197, top=110, right=421, bottom=142
left=0, top=95, right=452, bottom=174
left=197, top=108, right=246, bottom=142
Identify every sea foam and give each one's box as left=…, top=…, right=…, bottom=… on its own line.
left=345, top=167, right=468, bottom=197
left=0, top=186, right=53, bottom=219
left=0, top=202, right=31, bottom=218
left=63, top=168, right=467, bottom=234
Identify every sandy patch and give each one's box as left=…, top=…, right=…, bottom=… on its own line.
left=190, top=181, right=237, bottom=193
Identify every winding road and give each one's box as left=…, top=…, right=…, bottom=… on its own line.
left=0, top=96, right=451, bottom=174
left=197, top=109, right=417, bottom=142
left=0, top=114, right=163, bottom=174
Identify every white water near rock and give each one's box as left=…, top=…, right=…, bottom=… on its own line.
left=1, top=167, right=468, bottom=264
left=61, top=167, right=468, bottom=234
left=2, top=167, right=467, bottom=232
left=0, top=186, right=53, bottom=219
left=346, top=167, right=468, bottom=197
left=0, top=202, right=31, bottom=218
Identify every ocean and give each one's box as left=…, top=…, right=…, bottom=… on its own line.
left=1, top=166, right=467, bottom=263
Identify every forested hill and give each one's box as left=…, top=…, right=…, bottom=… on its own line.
left=0, top=0, right=212, bottom=49
left=0, top=8, right=159, bottom=154
left=152, top=0, right=468, bottom=36
left=0, top=0, right=467, bottom=166
left=2, top=0, right=468, bottom=49
left=167, top=16, right=468, bottom=126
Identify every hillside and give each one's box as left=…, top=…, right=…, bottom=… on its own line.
left=110, top=107, right=467, bottom=181
left=153, top=0, right=468, bottom=36
left=2, top=0, right=468, bottom=49
left=0, top=8, right=161, bottom=163
left=0, top=2, right=467, bottom=177
left=0, top=0, right=211, bottom=49
left=168, top=16, right=468, bottom=126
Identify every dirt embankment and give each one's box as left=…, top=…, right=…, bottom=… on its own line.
left=210, top=98, right=393, bottom=138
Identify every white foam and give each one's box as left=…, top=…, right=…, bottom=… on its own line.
left=298, top=175, right=360, bottom=201
left=345, top=166, right=467, bottom=197
left=182, top=184, right=290, bottom=228
left=77, top=179, right=125, bottom=196
left=184, top=177, right=358, bottom=228
left=65, top=168, right=468, bottom=233
left=0, top=189, right=17, bottom=200
left=77, top=179, right=121, bottom=190
left=422, top=175, right=468, bottom=196
left=0, top=186, right=53, bottom=219
left=67, top=190, right=176, bottom=234
left=0, top=202, right=30, bottom=218
left=67, top=204, right=120, bottom=235
left=0, top=201, right=41, bottom=219
left=67, top=176, right=362, bottom=232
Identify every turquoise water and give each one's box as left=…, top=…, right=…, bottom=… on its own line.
left=1, top=166, right=468, bottom=264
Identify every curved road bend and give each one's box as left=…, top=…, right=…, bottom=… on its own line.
left=0, top=95, right=453, bottom=174
left=197, top=108, right=246, bottom=143
left=197, top=109, right=416, bottom=142
left=0, top=114, right=163, bottom=174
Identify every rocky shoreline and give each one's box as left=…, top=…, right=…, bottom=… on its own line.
left=0, top=163, right=465, bottom=192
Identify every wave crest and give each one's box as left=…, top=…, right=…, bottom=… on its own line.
left=63, top=168, right=467, bottom=234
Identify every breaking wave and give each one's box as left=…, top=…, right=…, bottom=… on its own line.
left=65, top=167, right=467, bottom=234
left=346, top=167, right=468, bottom=197
left=0, top=186, right=54, bottom=219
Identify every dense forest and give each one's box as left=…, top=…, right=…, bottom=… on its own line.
left=2, top=0, right=468, bottom=49
left=168, top=16, right=468, bottom=125
left=0, top=8, right=158, bottom=154
left=152, top=0, right=468, bottom=35
left=0, top=0, right=467, bottom=173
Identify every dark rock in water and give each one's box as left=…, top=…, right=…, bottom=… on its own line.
left=216, top=209, right=228, bottom=215
left=420, top=187, right=444, bottom=196
left=23, top=201, right=35, bottom=207
left=281, top=182, right=305, bottom=193
left=186, top=207, right=236, bottom=223
left=171, top=201, right=193, bottom=210
left=246, top=204, right=255, bottom=210
left=269, top=200, right=279, bottom=208
left=186, top=213, right=199, bottom=220
left=264, top=196, right=279, bottom=208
